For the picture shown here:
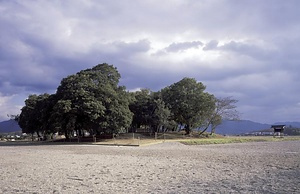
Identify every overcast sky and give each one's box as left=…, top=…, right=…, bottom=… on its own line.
left=1, top=0, right=300, bottom=124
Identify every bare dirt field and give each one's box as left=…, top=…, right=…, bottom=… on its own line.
left=0, top=141, right=299, bottom=193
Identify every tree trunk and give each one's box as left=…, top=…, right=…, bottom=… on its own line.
left=210, top=126, right=216, bottom=135
left=156, top=125, right=160, bottom=133
left=65, top=130, right=69, bottom=140
left=78, top=129, right=83, bottom=137
left=185, top=124, right=191, bottom=135
left=199, top=125, right=209, bottom=135
left=37, top=131, right=41, bottom=141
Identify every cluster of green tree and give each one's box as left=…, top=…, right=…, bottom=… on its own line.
left=285, top=126, right=300, bottom=136
left=17, top=63, right=238, bottom=140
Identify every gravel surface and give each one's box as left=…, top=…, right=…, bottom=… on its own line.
left=0, top=141, right=299, bottom=193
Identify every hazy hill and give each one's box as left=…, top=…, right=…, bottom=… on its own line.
left=0, top=120, right=21, bottom=133
left=212, top=120, right=271, bottom=135
left=212, top=120, right=300, bottom=135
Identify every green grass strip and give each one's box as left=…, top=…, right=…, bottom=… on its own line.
left=180, top=136, right=300, bottom=145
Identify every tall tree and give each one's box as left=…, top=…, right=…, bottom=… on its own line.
left=151, top=97, right=173, bottom=132
left=18, top=93, right=53, bottom=139
left=161, top=77, right=215, bottom=134
left=18, top=94, right=39, bottom=136
left=129, top=89, right=153, bottom=129
left=129, top=89, right=172, bottom=132
left=50, top=99, right=75, bottom=139
left=54, top=63, right=132, bottom=136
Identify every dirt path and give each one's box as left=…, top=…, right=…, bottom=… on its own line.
left=0, top=141, right=299, bottom=193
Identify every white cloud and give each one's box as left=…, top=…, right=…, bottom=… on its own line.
left=164, top=41, right=203, bottom=53
left=203, top=40, right=219, bottom=50
left=0, top=93, right=22, bottom=121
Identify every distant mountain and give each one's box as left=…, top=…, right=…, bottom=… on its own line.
left=0, top=120, right=22, bottom=133
left=211, top=120, right=300, bottom=135
left=212, top=120, right=271, bottom=135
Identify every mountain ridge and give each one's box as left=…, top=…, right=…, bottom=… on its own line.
left=0, top=120, right=22, bottom=133
left=210, top=120, right=300, bottom=135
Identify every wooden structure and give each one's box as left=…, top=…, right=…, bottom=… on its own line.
left=271, top=125, right=285, bottom=137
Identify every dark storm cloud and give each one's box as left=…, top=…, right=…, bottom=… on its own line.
left=201, top=40, right=276, bottom=63
left=0, top=0, right=300, bottom=123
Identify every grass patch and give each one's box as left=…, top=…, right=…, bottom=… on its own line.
left=180, top=136, right=300, bottom=145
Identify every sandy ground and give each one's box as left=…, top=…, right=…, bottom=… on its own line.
left=0, top=141, right=299, bottom=194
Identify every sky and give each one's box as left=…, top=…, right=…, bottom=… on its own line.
left=0, top=0, right=300, bottom=124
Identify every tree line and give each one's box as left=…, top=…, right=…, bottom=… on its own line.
left=17, top=63, right=239, bottom=140
left=284, top=126, right=300, bottom=136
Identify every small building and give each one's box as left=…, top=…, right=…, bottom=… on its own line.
left=271, top=125, right=285, bottom=137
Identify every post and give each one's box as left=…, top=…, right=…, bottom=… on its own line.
left=138, top=137, right=140, bottom=146
left=113, top=133, right=116, bottom=145
left=155, top=132, right=157, bottom=140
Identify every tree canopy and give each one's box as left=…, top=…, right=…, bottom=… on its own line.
left=161, top=77, right=216, bottom=134
left=129, top=89, right=174, bottom=132
left=18, top=63, right=133, bottom=139
left=18, top=63, right=239, bottom=139
left=18, top=93, right=53, bottom=138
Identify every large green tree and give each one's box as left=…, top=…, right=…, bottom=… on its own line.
left=18, top=94, right=38, bottom=136
left=129, top=89, right=153, bottom=129
left=18, top=93, right=53, bottom=140
left=129, top=89, right=172, bottom=132
left=150, top=97, right=174, bottom=132
left=53, top=63, right=133, bottom=137
left=161, top=77, right=215, bottom=134
left=19, top=63, right=133, bottom=140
